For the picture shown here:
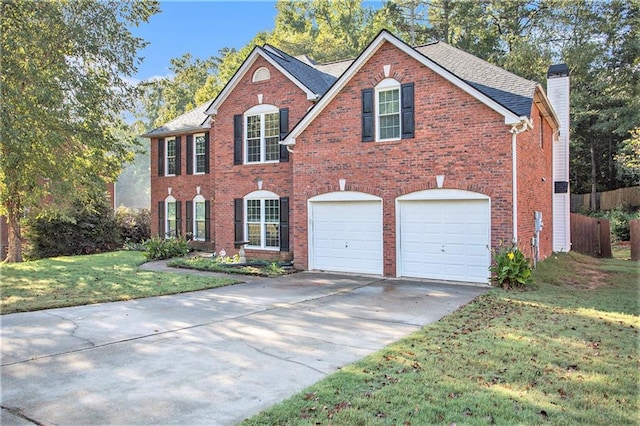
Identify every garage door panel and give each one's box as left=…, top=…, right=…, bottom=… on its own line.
left=311, top=200, right=382, bottom=275
left=398, top=198, right=490, bottom=283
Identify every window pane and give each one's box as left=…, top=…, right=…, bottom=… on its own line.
left=264, top=199, right=279, bottom=223
left=195, top=135, right=206, bottom=173
left=265, top=223, right=280, bottom=247
left=247, top=139, right=261, bottom=163
left=379, top=89, right=399, bottom=115
left=379, top=114, right=400, bottom=140
left=248, top=223, right=261, bottom=246
left=247, top=115, right=261, bottom=139
left=264, top=113, right=279, bottom=138
left=265, top=136, right=279, bottom=161
left=167, top=202, right=176, bottom=220
left=247, top=200, right=260, bottom=222
left=166, top=139, right=176, bottom=175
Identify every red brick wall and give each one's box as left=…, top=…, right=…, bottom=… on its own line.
left=150, top=135, right=216, bottom=250
left=291, top=41, right=519, bottom=276
left=516, top=100, right=554, bottom=261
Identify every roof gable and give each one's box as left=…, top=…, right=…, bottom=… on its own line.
left=205, top=45, right=336, bottom=115
left=141, top=101, right=212, bottom=138
left=285, top=30, right=537, bottom=145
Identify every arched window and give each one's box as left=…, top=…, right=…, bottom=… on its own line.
left=245, top=190, right=280, bottom=249
left=192, top=194, right=206, bottom=241
left=244, top=104, right=280, bottom=163
left=375, top=78, right=401, bottom=141
left=164, top=195, right=178, bottom=239
left=252, top=67, right=270, bottom=82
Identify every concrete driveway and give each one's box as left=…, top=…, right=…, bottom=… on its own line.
left=1, top=272, right=486, bottom=425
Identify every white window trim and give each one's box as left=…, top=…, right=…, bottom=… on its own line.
left=165, top=195, right=176, bottom=239
left=244, top=190, right=280, bottom=251
left=192, top=194, right=206, bottom=241
left=375, top=78, right=401, bottom=142
left=252, top=66, right=271, bottom=82
left=165, top=137, right=176, bottom=176
left=244, top=104, right=279, bottom=164
left=193, top=133, right=206, bottom=175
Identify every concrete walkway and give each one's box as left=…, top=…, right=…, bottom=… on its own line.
left=1, top=269, right=487, bottom=425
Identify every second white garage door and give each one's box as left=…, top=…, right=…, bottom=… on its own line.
left=397, top=192, right=490, bottom=284
left=309, top=195, right=383, bottom=275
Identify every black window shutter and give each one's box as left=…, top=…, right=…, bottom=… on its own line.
left=204, top=132, right=210, bottom=174
left=279, top=108, right=289, bottom=162
left=158, top=138, right=164, bottom=176
left=175, top=200, right=182, bottom=237
left=186, top=135, right=193, bottom=175
left=233, top=115, right=243, bottom=165
left=157, top=201, right=165, bottom=237
left=362, top=89, right=374, bottom=142
left=175, top=136, right=182, bottom=175
left=280, top=197, right=289, bottom=252
left=234, top=198, right=243, bottom=242
left=401, top=83, right=415, bottom=139
left=185, top=200, right=193, bottom=236
left=204, top=200, right=211, bottom=241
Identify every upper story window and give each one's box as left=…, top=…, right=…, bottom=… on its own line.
left=252, top=67, right=270, bottom=82
left=362, top=80, right=414, bottom=142
left=245, top=105, right=279, bottom=164
left=233, top=107, right=289, bottom=165
left=166, top=137, right=177, bottom=175
left=194, top=133, right=206, bottom=174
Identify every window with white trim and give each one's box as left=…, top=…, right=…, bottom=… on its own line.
left=376, top=78, right=401, bottom=141
left=165, top=137, right=177, bottom=175
left=252, top=67, right=270, bottom=82
left=165, top=195, right=177, bottom=238
left=194, top=134, right=206, bottom=174
left=245, top=105, right=280, bottom=164
left=193, top=195, right=206, bottom=241
left=245, top=194, right=280, bottom=249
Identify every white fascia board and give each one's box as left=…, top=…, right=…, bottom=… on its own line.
left=534, top=84, right=561, bottom=130
left=287, top=31, right=523, bottom=140
left=141, top=126, right=209, bottom=139
left=205, top=47, right=317, bottom=116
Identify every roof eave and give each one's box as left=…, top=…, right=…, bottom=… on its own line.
left=141, top=126, right=209, bottom=139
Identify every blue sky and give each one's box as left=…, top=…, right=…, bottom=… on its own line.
left=132, top=1, right=279, bottom=82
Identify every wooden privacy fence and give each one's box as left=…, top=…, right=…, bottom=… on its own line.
left=570, top=213, right=612, bottom=258
left=631, top=219, right=640, bottom=261
left=571, top=186, right=640, bottom=212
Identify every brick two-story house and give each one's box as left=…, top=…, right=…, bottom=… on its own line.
left=143, top=30, right=570, bottom=284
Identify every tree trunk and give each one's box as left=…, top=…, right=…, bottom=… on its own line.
left=590, top=142, right=598, bottom=211
left=5, top=198, right=23, bottom=263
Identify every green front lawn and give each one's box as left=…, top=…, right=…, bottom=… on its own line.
left=244, top=252, right=639, bottom=425
left=0, top=251, right=239, bottom=314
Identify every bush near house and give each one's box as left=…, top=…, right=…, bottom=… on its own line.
left=24, top=191, right=120, bottom=260
left=588, top=205, right=640, bottom=242
left=115, top=207, right=151, bottom=244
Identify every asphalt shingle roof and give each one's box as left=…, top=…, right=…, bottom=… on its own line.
left=141, top=101, right=211, bottom=137
left=262, top=45, right=337, bottom=96
left=415, top=41, right=537, bottom=117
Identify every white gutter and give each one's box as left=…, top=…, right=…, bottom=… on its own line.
left=510, top=118, right=532, bottom=245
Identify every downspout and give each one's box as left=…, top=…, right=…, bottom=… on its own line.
left=510, top=118, right=532, bottom=245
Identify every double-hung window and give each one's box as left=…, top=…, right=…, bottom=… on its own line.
left=245, top=106, right=280, bottom=164
left=362, top=79, right=414, bottom=142
left=166, top=138, right=177, bottom=175
left=194, top=134, right=206, bottom=174
left=166, top=197, right=177, bottom=238
left=246, top=198, right=280, bottom=249
left=194, top=199, right=206, bottom=241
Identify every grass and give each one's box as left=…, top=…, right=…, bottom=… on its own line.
left=168, top=256, right=291, bottom=277
left=0, top=251, right=239, bottom=314
left=244, top=251, right=640, bottom=425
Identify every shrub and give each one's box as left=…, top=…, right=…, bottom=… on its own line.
left=25, top=191, right=120, bottom=260
left=490, top=244, right=532, bottom=290
left=143, top=237, right=189, bottom=260
left=115, top=207, right=151, bottom=244
left=589, top=206, right=640, bottom=242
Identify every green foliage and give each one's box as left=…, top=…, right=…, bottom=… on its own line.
left=143, top=237, right=189, bottom=260
left=616, top=127, right=640, bottom=185
left=115, top=207, right=151, bottom=244
left=24, top=190, right=120, bottom=260
left=0, top=0, right=159, bottom=261
left=490, top=244, right=532, bottom=289
left=168, top=257, right=289, bottom=277
left=590, top=206, right=640, bottom=242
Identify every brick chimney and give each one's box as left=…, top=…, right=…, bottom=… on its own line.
left=547, top=64, right=571, bottom=252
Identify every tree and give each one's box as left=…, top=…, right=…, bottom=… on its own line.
left=0, top=0, right=159, bottom=262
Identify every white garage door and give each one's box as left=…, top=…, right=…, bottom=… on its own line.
left=310, top=198, right=383, bottom=275
left=398, top=196, right=490, bottom=283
